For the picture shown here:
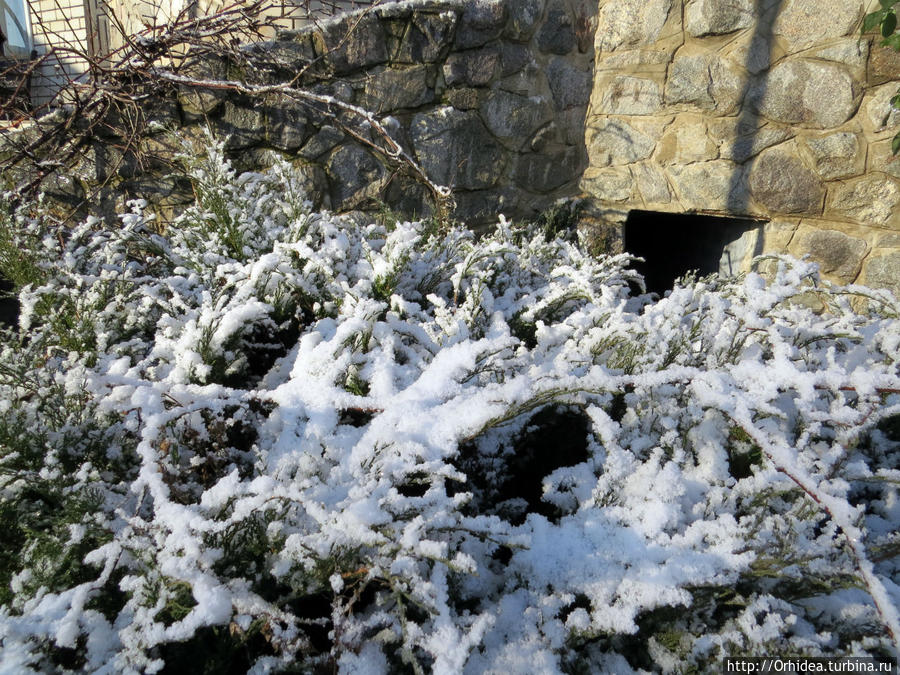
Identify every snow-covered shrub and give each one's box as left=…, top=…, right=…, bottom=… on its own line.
left=0, top=149, right=899, bottom=673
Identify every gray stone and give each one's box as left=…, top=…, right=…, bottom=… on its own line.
left=178, top=55, right=227, bottom=120
left=748, top=148, right=824, bottom=214
left=265, top=105, right=308, bottom=151
left=529, top=123, right=562, bottom=151
left=750, top=59, right=860, bottom=129
left=800, top=229, right=868, bottom=281
left=587, top=118, right=655, bottom=167
left=445, top=88, right=481, bottom=110
left=453, top=187, right=523, bottom=224
left=596, top=0, right=673, bottom=52
left=537, top=1, right=576, bottom=55
left=411, top=107, right=507, bottom=189
left=599, top=76, right=662, bottom=115
left=665, top=47, right=745, bottom=115
left=668, top=160, right=743, bottom=211
left=814, top=39, right=869, bottom=71
left=482, top=89, right=553, bottom=143
left=219, top=102, right=266, bottom=150
left=394, top=10, right=459, bottom=63
left=514, top=147, right=580, bottom=192
left=361, top=65, right=433, bottom=111
left=827, top=175, right=900, bottom=226
left=714, top=122, right=794, bottom=163
left=864, top=84, right=900, bottom=134
left=799, top=132, right=862, bottom=180
left=581, top=167, right=634, bottom=202
left=504, top=0, right=545, bottom=41
left=546, top=58, right=592, bottom=110
left=314, top=14, right=388, bottom=74
left=299, top=126, right=344, bottom=160
left=443, top=47, right=500, bottom=87
left=634, top=162, right=672, bottom=204
left=499, top=44, right=533, bottom=77
left=774, top=0, right=863, bottom=52
left=455, top=0, right=508, bottom=49
left=248, top=36, right=316, bottom=71
left=326, top=145, right=386, bottom=209
left=864, top=251, right=900, bottom=296
left=685, top=0, right=754, bottom=37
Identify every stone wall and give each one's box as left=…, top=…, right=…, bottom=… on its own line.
left=93, top=0, right=596, bottom=227
left=582, top=0, right=900, bottom=295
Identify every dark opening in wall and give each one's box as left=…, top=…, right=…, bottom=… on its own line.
left=0, top=278, right=17, bottom=328
left=624, top=210, right=764, bottom=296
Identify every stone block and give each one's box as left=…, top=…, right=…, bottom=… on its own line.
left=685, top=0, right=754, bottom=37
left=313, top=14, right=388, bottom=74
left=633, top=162, right=672, bottom=204
left=265, top=104, right=308, bottom=152
left=749, top=59, right=860, bottom=129
left=454, top=0, right=508, bottom=49
left=748, top=146, right=824, bottom=214
left=798, top=132, right=863, bottom=181
left=513, top=146, right=581, bottom=193
left=656, top=118, right=718, bottom=165
left=504, top=0, right=545, bottom=41
left=499, top=44, right=533, bottom=77
left=862, top=251, right=900, bottom=296
left=546, top=58, right=592, bottom=110
left=774, top=0, right=863, bottom=53
left=826, top=175, right=900, bottom=227
left=586, top=118, right=656, bottom=167
left=218, top=101, right=266, bottom=150
left=863, top=83, right=900, bottom=135
left=361, top=65, right=433, bottom=111
left=794, top=227, right=868, bottom=282
left=596, top=0, right=674, bottom=52
left=394, top=10, right=459, bottom=63
left=537, top=0, right=576, bottom=55
left=598, top=75, right=662, bottom=115
left=665, top=46, right=745, bottom=115
left=177, top=55, right=228, bottom=120
left=299, top=126, right=344, bottom=160
left=668, top=160, right=744, bottom=211
left=325, top=144, right=386, bottom=209
left=411, top=107, right=507, bottom=189
left=814, top=38, right=869, bottom=71
left=445, top=88, right=481, bottom=110
left=581, top=166, right=635, bottom=202
left=481, top=89, right=553, bottom=144
left=443, top=47, right=500, bottom=87
left=867, top=139, right=900, bottom=179
left=711, top=120, right=794, bottom=163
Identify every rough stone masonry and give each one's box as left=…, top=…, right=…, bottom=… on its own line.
left=583, top=0, right=900, bottom=295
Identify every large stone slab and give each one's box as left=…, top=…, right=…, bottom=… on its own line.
left=443, top=47, right=500, bottom=87
left=749, top=59, right=860, bottom=129
left=218, top=101, right=266, bottom=150
left=411, top=107, right=507, bottom=189
left=711, top=119, right=794, bottom=163
left=826, top=175, right=900, bottom=227
left=665, top=46, right=745, bottom=115
left=596, top=0, right=673, bottom=52
left=863, top=83, right=900, bottom=134
left=598, top=75, right=662, bottom=115
left=586, top=118, right=656, bottom=166
left=513, top=146, right=581, bottom=193
left=581, top=166, right=635, bottom=202
left=656, top=118, right=718, bottom=164
left=748, top=146, right=824, bottom=214
left=633, top=162, right=672, bottom=204
left=685, top=0, right=754, bottom=37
